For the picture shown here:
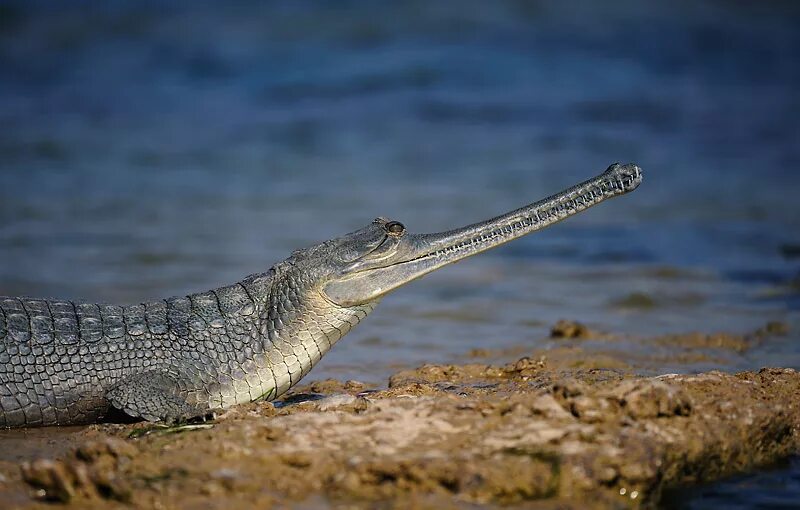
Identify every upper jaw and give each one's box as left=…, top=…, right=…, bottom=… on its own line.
left=324, top=162, right=643, bottom=307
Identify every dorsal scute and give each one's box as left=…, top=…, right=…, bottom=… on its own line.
left=213, top=283, right=255, bottom=317
left=76, top=303, right=104, bottom=343
left=97, top=304, right=125, bottom=340
left=190, top=291, right=225, bottom=329
left=166, top=296, right=191, bottom=338
left=123, top=304, right=147, bottom=337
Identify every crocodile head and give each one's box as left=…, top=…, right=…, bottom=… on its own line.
left=298, top=163, right=643, bottom=307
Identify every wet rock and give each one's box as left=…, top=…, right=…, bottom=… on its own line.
left=512, top=356, right=543, bottom=372
left=612, top=292, right=657, bottom=309
left=279, top=452, right=314, bottom=469
left=655, top=331, right=750, bottom=352
left=91, top=467, right=132, bottom=502
left=570, top=395, right=615, bottom=423
left=552, top=378, right=587, bottom=400
left=20, top=438, right=134, bottom=504
left=75, top=437, right=137, bottom=462
left=754, top=321, right=790, bottom=337
left=501, top=356, right=547, bottom=378
left=20, top=459, right=75, bottom=502
left=646, top=266, right=691, bottom=279
left=336, top=454, right=559, bottom=503
left=344, top=380, right=368, bottom=392
left=314, top=394, right=357, bottom=411
left=550, top=319, right=593, bottom=339
left=530, top=394, right=574, bottom=420
left=653, top=323, right=788, bottom=354
left=302, top=378, right=371, bottom=395
left=609, top=380, right=692, bottom=419
left=467, top=348, right=493, bottom=358
left=388, top=363, right=498, bottom=387
left=313, top=394, right=372, bottom=413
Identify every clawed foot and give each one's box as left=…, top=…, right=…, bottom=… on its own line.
left=127, top=410, right=220, bottom=438
left=128, top=421, right=215, bottom=438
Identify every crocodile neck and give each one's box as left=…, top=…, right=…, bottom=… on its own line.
left=240, top=268, right=377, bottom=404
left=151, top=267, right=380, bottom=409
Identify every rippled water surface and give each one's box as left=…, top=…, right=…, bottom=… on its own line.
left=1, top=1, right=799, bottom=506
left=663, top=456, right=800, bottom=509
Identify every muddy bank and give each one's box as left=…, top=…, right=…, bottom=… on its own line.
left=0, top=329, right=798, bottom=509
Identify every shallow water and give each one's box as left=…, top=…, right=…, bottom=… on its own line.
left=1, top=1, right=799, bottom=506
left=663, top=456, right=800, bottom=509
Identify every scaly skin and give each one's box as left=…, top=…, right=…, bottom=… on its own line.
left=0, top=163, right=642, bottom=427
left=0, top=267, right=374, bottom=427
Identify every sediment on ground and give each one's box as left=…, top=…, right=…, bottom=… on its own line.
left=0, top=325, right=797, bottom=509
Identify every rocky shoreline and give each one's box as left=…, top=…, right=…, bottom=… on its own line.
left=0, top=323, right=797, bottom=509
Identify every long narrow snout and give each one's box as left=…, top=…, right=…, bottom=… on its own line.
left=324, top=163, right=642, bottom=306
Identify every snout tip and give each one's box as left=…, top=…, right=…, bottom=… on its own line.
left=605, top=162, right=642, bottom=192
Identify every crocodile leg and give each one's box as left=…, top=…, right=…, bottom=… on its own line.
left=107, top=371, right=212, bottom=423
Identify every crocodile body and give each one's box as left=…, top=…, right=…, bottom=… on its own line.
left=1, top=163, right=642, bottom=427
left=0, top=267, right=373, bottom=427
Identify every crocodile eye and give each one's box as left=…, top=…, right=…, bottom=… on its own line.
left=385, top=221, right=405, bottom=235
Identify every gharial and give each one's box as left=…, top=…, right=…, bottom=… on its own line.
left=0, top=163, right=642, bottom=427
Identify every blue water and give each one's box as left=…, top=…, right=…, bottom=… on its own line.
left=0, top=1, right=799, bottom=506
left=663, top=456, right=800, bottom=509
